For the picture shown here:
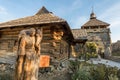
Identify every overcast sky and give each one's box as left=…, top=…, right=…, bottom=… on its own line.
left=0, top=0, right=120, bottom=42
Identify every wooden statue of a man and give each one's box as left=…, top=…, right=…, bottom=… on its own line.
left=15, top=28, right=42, bottom=80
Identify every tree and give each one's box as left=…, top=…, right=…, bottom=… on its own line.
left=85, top=42, right=98, bottom=60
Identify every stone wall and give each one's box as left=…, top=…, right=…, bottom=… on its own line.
left=85, top=28, right=111, bottom=52
left=112, top=40, right=120, bottom=56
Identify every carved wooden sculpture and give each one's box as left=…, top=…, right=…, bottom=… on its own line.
left=15, top=28, right=42, bottom=80
left=53, top=31, right=63, bottom=40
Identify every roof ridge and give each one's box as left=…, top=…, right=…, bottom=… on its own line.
left=35, top=6, right=50, bottom=15
left=81, top=18, right=110, bottom=27
left=96, top=18, right=109, bottom=24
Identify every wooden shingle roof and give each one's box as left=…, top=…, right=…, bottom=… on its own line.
left=81, top=12, right=110, bottom=28
left=36, top=6, right=50, bottom=15
left=81, top=18, right=110, bottom=27
left=71, top=29, right=87, bottom=39
left=0, top=6, right=66, bottom=28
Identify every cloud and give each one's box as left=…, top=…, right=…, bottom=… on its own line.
left=0, top=6, right=8, bottom=15
left=53, top=0, right=83, bottom=29
left=98, top=2, right=120, bottom=42
left=99, top=2, right=120, bottom=28
left=0, top=6, right=15, bottom=22
left=69, top=16, right=87, bottom=29
left=52, top=0, right=83, bottom=17
left=71, top=0, right=82, bottom=11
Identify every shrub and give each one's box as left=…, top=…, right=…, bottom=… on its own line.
left=72, top=69, right=92, bottom=80
left=69, top=60, right=120, bottom=80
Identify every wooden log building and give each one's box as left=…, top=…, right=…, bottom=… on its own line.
left=0, top=6, right=80, bottom=67
left=71, top=29, right=87, bottom=57
left=0, top=7, right=88, bottom=69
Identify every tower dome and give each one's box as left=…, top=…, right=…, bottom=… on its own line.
left=90, top=12, right=96, bottom=19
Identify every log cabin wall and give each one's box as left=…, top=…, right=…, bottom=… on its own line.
left=0, top=27, right=22, bottom=53
left=0, top=24, right=70, bottom=64
left=41, top=25, right=69, bottom=63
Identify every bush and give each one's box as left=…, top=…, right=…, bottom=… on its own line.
left=69, top=60, right=92, bottom=80
left=69, top=60, right=120, bottom=80
left=72, top=69, right=92, bottom=80
left=85, top=42, right=98, bottom=54
left=83, top=42, right=98, bottom=61
left=89, top=64, right=106, bottom=80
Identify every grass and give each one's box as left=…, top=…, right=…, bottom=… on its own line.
left=0, top=73, right=14, bottom=80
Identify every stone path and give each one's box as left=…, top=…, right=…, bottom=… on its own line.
left=69, top=58, right=120, bottom=69
left=89, top=58, right=120, bottom=69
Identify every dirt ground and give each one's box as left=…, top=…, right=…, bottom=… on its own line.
left=0, top=65, right=72, bottom=80
left=38, top=69, right=71, bottom=80
left=0, top=61, right=72, bottom=80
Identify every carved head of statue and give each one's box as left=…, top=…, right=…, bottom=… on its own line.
left=36, top=28, right=42, bottom=37
left=29, top=28, right=36, bottom=37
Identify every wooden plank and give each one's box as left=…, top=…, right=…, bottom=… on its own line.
left=0, top=38, right=18, bottom=40
left=43, top=36, right=53, bottom=40
left=43, top=29, right=51, bottom=33
left=43, top=34, right=51, bottom=37
left=0, top=42, right=8, bottom=50
left=42, top=40, right=61, bottom=43
left=1, top=36, right=18, bottom=39
left=41, top=46, right=54, bottom=49
left=0, top=28, right=24, bottom=32
left=41, top=43, right=51, bottom=47
left=1, top=31, right=19, bottom=35
left=42, top=26, right=50, bottom=30
left=41, top=49, right=53, bottom=53
left=1, top=35, right=18, bottom=37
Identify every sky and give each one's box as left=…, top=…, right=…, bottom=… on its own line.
left=0, top=0, right=120, bottom=42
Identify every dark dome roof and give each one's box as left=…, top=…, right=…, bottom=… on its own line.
left=90, top=12, right=96, bottom=19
